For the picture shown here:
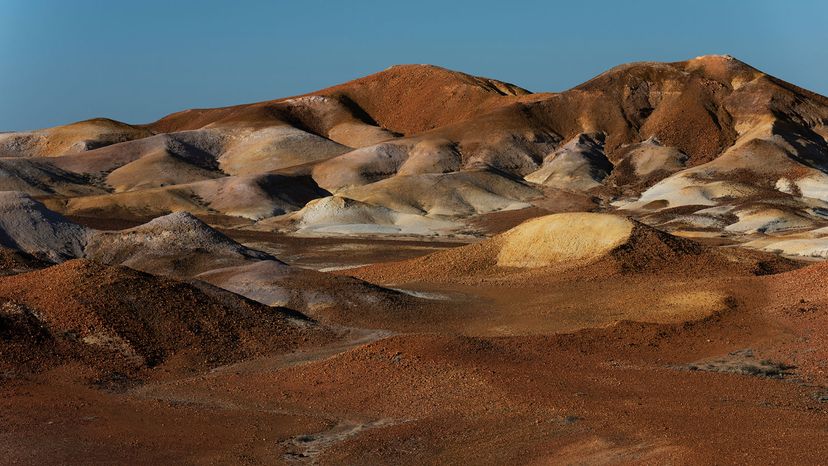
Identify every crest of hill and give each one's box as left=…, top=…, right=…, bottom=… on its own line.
left=345, top=212, right=795, bottom=284
left=307, top=64, right=532, bottom=135
left=0, top=259, right=329, bottom=375
left=567, top=55, right=827, bottom=161
left=0, top=194, right=273, bottom=274
left=85, top=211, right=275, bottom=277
left=146, top=64, right=531, bottom=137
left=0, top=118, right=153, bottom=157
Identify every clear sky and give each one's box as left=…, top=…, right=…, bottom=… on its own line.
left=1, top=0, right=826, bottom=131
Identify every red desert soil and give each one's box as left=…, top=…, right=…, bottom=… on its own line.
left=3, top=216, right=827, bottom=464
left=7, top=278, right=823, bottom=464
left=0, top=260, right=335, bottom=377
left=147, top=64, right=532, bottom=136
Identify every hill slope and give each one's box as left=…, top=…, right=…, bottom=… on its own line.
left=0, top=260, right=332, bottom=375
left=1, top=56, right=827, bottom=246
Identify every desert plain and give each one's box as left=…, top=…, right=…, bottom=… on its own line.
left=1, top=55, right=828, bottom=464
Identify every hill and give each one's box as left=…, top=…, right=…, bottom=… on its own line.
left=346, top=212, right=795, bottom=284
left=0, top=260, right=332, bottom=376
left=0, top=56, right=827, bottom=252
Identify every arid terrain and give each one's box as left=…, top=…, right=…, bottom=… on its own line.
left=2, top=55, right=828, bottom=464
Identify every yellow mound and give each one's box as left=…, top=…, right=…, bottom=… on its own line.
left=496, top=213, right=635, bottom=268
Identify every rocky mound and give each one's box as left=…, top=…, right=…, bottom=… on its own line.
left=338, top=170, right=540, bottom=218
left=85, top=212, right=273, bottom=277
left=0, top=191, right=89, bottom=261
left=346, top=212, right=794, bottom=284
left=195, top=260, right=419, bottom=326
left=219, top=126, right=351, bottom=175
left=524, top=133, right=612, bottom=191
left=268, top=195, right=459, bottom=236
left=105, top=148, right=222, bottom=193
left=0, top=197, right=420, bottom=323
left=0, top=260, right=331, bottom=376
left=311, top=141, right=414, bottom=191
left=198, top=174, right=329, bottom=219
left=495, top=213, right=644, bottom=268
left=606, top=137, right=688, bottom=190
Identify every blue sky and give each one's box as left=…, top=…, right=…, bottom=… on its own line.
left=1, top=0, right=826, bottom=130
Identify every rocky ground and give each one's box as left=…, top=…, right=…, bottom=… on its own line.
left=1, top=210, right=827, bottom=464
left=3, top=55, right=828, bottom=463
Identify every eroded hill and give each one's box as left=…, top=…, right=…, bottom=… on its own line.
left=0, top=56, right=826, bottom=257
